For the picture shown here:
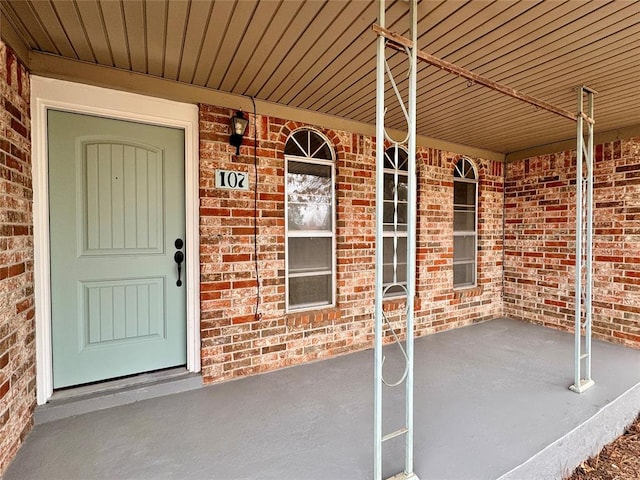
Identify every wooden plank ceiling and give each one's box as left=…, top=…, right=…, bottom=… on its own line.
left=3, top=0, right=640, bottom=155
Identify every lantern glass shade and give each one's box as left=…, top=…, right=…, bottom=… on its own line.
left=230, top=111, right=249, bottom=155
left=232, top=112, right=249, bottom=135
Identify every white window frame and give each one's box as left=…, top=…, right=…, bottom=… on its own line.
left=284, top=129, right=336, bottom=312
left=382, top=146, right=410, bottom=298
left=453, top=158, right=478, bottom=289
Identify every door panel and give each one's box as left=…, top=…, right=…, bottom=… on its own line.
left=83, top=278, right=165, bottom=345
left=83, top=142, right=163, bottom=253
left=48, top=110, right=186, bottom=388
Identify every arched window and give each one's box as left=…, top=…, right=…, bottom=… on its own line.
left=285, top=129, right=336, bottom=311
left=383, top=145, right=409, bottom=297
left=453, top=158, right=478, bottom=288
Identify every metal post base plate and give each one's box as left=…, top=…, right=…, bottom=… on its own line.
left=569, top=379, right=595, bottom=393
left=386, top=473, right=420, bottom=480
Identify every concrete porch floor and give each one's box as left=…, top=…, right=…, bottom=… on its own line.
left=5, top=317, right=640, bottom=480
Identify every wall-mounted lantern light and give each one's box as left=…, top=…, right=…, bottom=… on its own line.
left=230, top=110, right=249, bottom=155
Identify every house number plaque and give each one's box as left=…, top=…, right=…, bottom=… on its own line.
left=215, top=169, right=249, bottom=191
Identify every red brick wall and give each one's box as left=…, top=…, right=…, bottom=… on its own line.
left=0, top=43, right=34, bottom=476
left=504, top=139, right=640, bottom=348
left=199, top=104, right=504, bottom=384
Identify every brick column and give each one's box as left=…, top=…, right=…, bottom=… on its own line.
left=0, top=42, right=34, bottom=476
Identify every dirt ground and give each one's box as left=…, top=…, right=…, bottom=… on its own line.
left=566, top=414, right=640, bottom=479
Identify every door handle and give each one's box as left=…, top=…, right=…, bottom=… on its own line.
left=174, top=238, right=184, bottom=287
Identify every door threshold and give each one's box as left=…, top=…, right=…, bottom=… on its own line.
left=35, top=368, right=202, bottom=425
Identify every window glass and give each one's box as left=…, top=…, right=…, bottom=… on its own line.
left=454, top=210, right=475, bottom=232
left=289, top=275, right=332, bottom=308
left=287, top=161, right=332, bottom=231
left=453, top=235, right=475, bottom=262
left=454, top=181, right=475, bottom=206
left=285, top=129, right=335, bottom=310
left=383, top=237, right=408, bottom=296
left=288, top=237, right=332, bottom=272
left=453, top=263, right=475, bottom=287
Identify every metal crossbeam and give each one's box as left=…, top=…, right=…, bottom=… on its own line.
left=373, top=24, right=584, bottom=124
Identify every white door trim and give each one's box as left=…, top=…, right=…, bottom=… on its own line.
left=31, top=76, right=200, bottom=405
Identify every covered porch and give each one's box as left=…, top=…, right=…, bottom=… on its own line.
left=5, top=317, right=640, bottom=480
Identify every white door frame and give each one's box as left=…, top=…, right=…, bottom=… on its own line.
left=31, top=76, right=201, bottom=405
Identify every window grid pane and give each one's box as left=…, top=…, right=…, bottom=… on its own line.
left=288, top=275, right=332, bottom=309
left=453, top=262, right=475, bottom=287
left=288, top=237, right=332, bottom=273
left=453, top=235, right=475, bottom=262
left=453, top=210, right=475, bottom=232
left=287, top=160, right=332, bottom=231
left=454, top=181, right=475, bottom=206
left=382, top=228, right=408, bottom=297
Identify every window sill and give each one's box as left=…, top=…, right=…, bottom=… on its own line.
left=382, top=295, right=406, bottom=308
left=285, top=306, right=341, bottom=329
left=453, top=285, right=483, bottom=298
left=383, top=288, right=406, bottom=297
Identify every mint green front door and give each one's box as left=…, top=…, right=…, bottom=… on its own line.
left=48, top=110, right=186, bottom=389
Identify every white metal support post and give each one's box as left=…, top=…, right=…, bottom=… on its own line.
left=570, top=86, right=596, bottom=394
left=373, top=11, right=597, bottom=480
left=373, top=0, right=384, bottom=475
left=374, top=0, right=419, bottom=479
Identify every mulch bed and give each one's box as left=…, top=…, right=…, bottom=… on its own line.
left=566, top=413, right=640, bottom=479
